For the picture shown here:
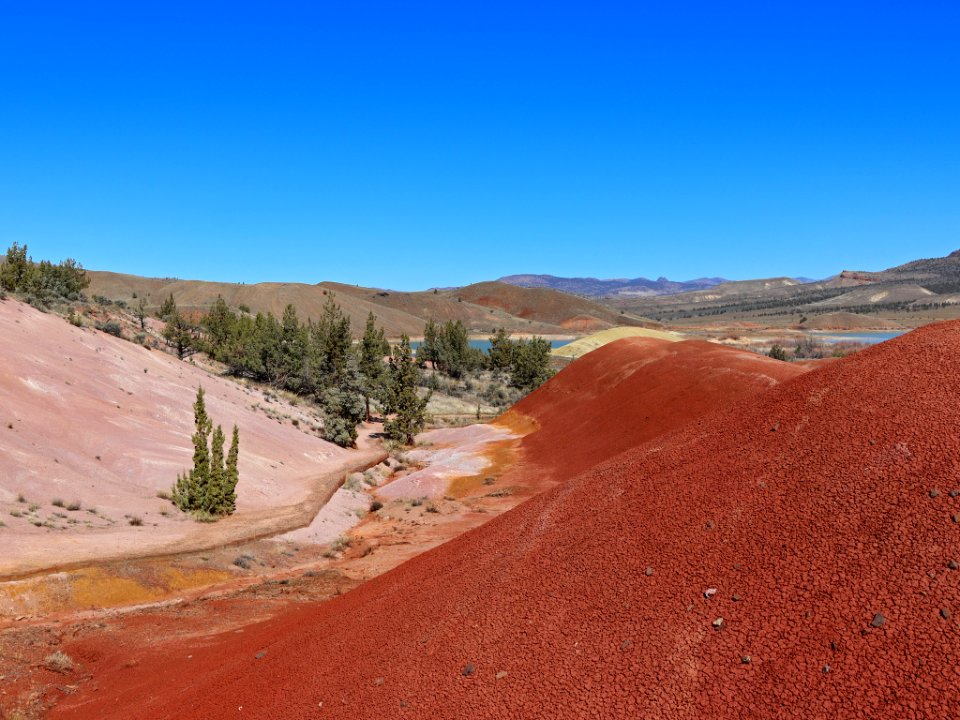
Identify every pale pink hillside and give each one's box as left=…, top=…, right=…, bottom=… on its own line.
left=0, top=299, right=371, bottom=578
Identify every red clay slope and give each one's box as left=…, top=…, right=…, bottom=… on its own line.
left=56, top=324, right=960, bottom=719
left=506, top=337, right=806, bottom=484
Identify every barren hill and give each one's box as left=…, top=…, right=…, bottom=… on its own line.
left=0, top=297, right=379, bottom=578
left=54, top=322, right=960, bottom=718
left=86, top=272, right=652, bottom=337
left=55, top=334, right=821, bottom=719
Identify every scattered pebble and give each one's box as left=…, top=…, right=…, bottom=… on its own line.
left=462, top=663, right=476, bottom=677
left=822, top=664, right=831, bottom=674
left=712, top=617, right=726, bottom=631
left=255, top=651, right=266, bottom=660
left=741, top=655, right=751, bottom=664
left=495, top=670, right=508, bottom=680
left=951, top=490, right=960, bottom=498
left=619, top=639, right=633, bottom=651
left=948, top=560, right=959, bottom=571
left=644, top=567, right=654, bottom=576
left=870, top=613, right=886, bottom=629
left=732, top=594, right=742, bottom=602
left=704, top=588, right=717, bottom=599
left=930, top=489, right=941, bottom=498
left=941, top=608, right=952, bottom=620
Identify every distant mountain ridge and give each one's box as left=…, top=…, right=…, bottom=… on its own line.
left=497, top=274, right=728, bottom=298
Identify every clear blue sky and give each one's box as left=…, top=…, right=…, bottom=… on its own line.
left=1, top=2, right=958, bottom=290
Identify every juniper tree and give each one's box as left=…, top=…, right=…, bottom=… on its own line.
left=509, top=337, right=555, bottom=391
left=223, top=425, right=239, bottom=514
left=171, top=386, right=240, bottom=517
left=134, top=297, right=148, bottom=330
left=419, top=319, right=438, bottom=368
left=206, top=425, right=226, bottom=513
left=358, top=312, right=389, bottom=421
left=487, top=327, right=515, bottom=373
left=383, top=335, right=430, bottom=445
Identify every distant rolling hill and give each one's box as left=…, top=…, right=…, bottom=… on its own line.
left=498, top=273, right=727, bottom=297
left=86, top=272, right=658, bottom=338
left=601, top=249, right=960, bottom=328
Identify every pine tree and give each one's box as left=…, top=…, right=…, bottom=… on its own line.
left=383, top=335, right=430, bottom=445
left=358, top=312, right=389, bottom=421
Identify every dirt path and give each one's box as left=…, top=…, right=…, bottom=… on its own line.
left=0, top=444, right=387, bottom=582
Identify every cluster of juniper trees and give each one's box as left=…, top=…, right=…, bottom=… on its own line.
left=158, top=293, right=553, bottom=450
left=171, top=387, right=240, bottom=517
left=160, top=293, right=430, bottom=448
left=0, top=242, right=89, bottom=302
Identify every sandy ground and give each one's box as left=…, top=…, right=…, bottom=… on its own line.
left=0, top=298, right=385, bottom=579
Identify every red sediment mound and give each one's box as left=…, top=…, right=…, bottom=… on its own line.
left=507, top=337, right=806, bottom=483
left=56, top=324, right=960, bottom=719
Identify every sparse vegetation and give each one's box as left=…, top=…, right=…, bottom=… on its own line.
left=768, top=344, right=788, bottom=361
left=44, top=650, right=74, bottom=674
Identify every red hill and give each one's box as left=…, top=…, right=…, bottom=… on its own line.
left=55, top=324, right=960, bottom=719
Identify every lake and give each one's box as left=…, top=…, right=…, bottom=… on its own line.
left=809, top=331, right=905, bottom=345
left=411, top=338, right=573, bottom=353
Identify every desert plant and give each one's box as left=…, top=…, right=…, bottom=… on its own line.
left=66, top=500, right=81, bottom=511
left=767, top=344, right=788, bottom=361
left=51, top=498, right=64, bottom=508
left=127, top=516, right=143, bottom=526
left=44, top=650, right=73, bottom=673
left=95, top=320, right=123, bottom=338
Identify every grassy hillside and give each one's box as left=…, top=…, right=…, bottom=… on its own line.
left=87, top=272, right=657, bottom=338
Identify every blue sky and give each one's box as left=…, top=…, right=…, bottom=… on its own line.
left=1, top=2, right=958, bottom=290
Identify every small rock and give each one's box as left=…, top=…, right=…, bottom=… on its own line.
left=462, top=664, right=476, bottom=677
left=731, top=594, right=742, bottom=602
left=951, top=489, right=960, bottom=498
left=712, top=617, right=726, bottom=631
left=373, top=677, right=384, bottom=686
left=870, top=613, right=886, bottom=629
left=941, top=608, right=952, bottom=620
left=952, top=513, right=960, bottom=523
left=930, top=489, right=941, bottom=498
left=830, top=641, right=838, bottom=651
left=948, top=560, right=959, bottom=571
left=705, top=520, right=716, bottom=530
left=704, top=588, right=718, bottom=599
left=255, top=650, right=267, bottom=660
left=822, top=664, right=831, bottom=674
left=644, top=567, right=654, bottom=576
left=495, top=670, right=508, bottom=680
left=740, top=655, right=751, bottom=664
left=619, top=639, right=633, bottom=651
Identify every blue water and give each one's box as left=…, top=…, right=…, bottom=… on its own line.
left=809, top=331, right=905, bottom=345
left=411, top=338, right=572, bottom=353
